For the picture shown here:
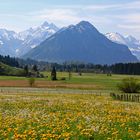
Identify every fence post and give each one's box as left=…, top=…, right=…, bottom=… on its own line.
left=110, top=93, right=140, bottom=103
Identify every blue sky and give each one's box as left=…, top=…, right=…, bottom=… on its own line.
left=0, top=0, right=140, bottom=39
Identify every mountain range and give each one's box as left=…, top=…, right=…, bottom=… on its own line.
left=24, top=21, right=137, bottom=64
left=0, top=29, right=22, bottom=56
left=0, top=21, right=59, bottom=56
left=0, top=21, right=139, bottom=64
left=105, top=32, right=140, bottom=60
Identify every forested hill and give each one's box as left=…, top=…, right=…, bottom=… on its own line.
left=0, top=62, right=25, bottom=76
left=0, top=55, right=19, bottom=67
left=0, top=55, right=25, bottom=76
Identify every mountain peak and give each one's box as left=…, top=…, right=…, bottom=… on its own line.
left=24, top=21, right=137, bottom=64
left=77, top=21, right=94, bottom=28
left=78, top=20, right=91, bottom=25
left=106, top=32, right=124, bottom=38
left=106, top=32, right=140, bottom=60
left=42, top=21, right=49, bottom=27
left=126, top=35, right=137, bottom=42
left=72, top=21, right=99, bottom=34
left=41, top=21, right=59, bottom=31
left=105, top=32, right=127, bottom=45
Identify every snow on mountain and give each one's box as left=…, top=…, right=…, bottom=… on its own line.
left=105, top=32, right=127, bottom=45
left=0, top=21, right=59, bottom=57
left=105, top=33, right=140, bottom=60
left=0, top=21, right=139, bottom=63
left=19, top=21, right=58, bottom=41
left=16, top=21, right=59, bottom=56
left=125, top=35, right=140, bottom=45
left=0, top=29, right=22, bottom=56
left=0, top=40, right=4, bottom=45
left=24, top=21, right=138, bottom=64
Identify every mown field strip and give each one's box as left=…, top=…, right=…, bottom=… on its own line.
left=0, top=87, right=113, bottom=95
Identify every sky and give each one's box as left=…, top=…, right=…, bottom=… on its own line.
left=0, top=0, right=140, bottom=39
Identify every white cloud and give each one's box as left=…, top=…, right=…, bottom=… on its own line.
left=29, top=0, right=140, bottom=26
left=0, top=1, right=140, bottom=39
left=118, top=24, right=140, bottom=30
left=85, top=1, right=140, bottom=11
left=28, top=7, right=113, bottom=28
left=34, top=9, right=81, bottom=26
left=122, top=1, right=140, bottom=10
left=85, top=4, right=120, bottom=11
left=114, top=14, right=140, bottom=24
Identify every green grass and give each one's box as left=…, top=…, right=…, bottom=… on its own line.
left=0, top=76, right=27, bottom=80
left=42, top=72, right=140, bottom=90
left=0, top=62, right=25, bottom=76
left=0, top=71, right=140, bottom=91
left=0, top=72, right=140, bottom=139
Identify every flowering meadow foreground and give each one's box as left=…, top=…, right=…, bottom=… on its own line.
left=0, top=92, right=140, bottom=140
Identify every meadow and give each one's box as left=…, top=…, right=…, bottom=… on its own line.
left=0, top=73, right=140, bottom=139
left=0, top=72, right=140, bottom=91
left=0, top=92, right=140, bottom=140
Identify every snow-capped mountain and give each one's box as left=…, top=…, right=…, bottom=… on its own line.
left=106, top=33, right=140, bottom=60
left=0, top=21, right=59, bottom=57
left=0, top=21, right=139, bottom=64
left=24, top=21, right=138, bottom=64
left=0, top=29, right=22, bottom=56
left=17, top=21, right=59, bottom=56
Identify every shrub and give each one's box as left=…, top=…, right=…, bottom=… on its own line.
left=28, top=77, right=35, bottom=87
left=61, top=77, right=66, bottom=81
left=118, top=77, right=140, bottom=93
left=40, top=74, right=44, bottom=78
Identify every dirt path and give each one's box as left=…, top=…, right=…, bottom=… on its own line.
left=0, top=80, right=104, bottom=90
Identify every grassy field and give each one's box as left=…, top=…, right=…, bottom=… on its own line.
left=0, top=73, right=140, bottom=139
left=0, top=72, right=140, bottom=91
left=0, top=92, right=140, bottom=139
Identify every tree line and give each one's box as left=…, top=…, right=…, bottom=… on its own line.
left=0, top=55, right=140, bottom=75
left=18, top=60, right=140, bottom=75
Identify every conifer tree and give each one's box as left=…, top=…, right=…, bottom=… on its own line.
left=51, top=67, right=57, bottom=80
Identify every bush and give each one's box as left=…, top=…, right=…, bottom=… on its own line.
left=39, top=74, right=44, bottom=78
left=28, top=77, right=35, bottom=87
left=118, top=77, right=140, bottom=93
left=60, top=77, right=66, bottom=81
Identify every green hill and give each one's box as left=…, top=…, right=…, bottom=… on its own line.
left=0, top=62, right=25, bottom=76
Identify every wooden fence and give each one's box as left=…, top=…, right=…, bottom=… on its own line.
left=110, top=93, right=140, bottom=103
